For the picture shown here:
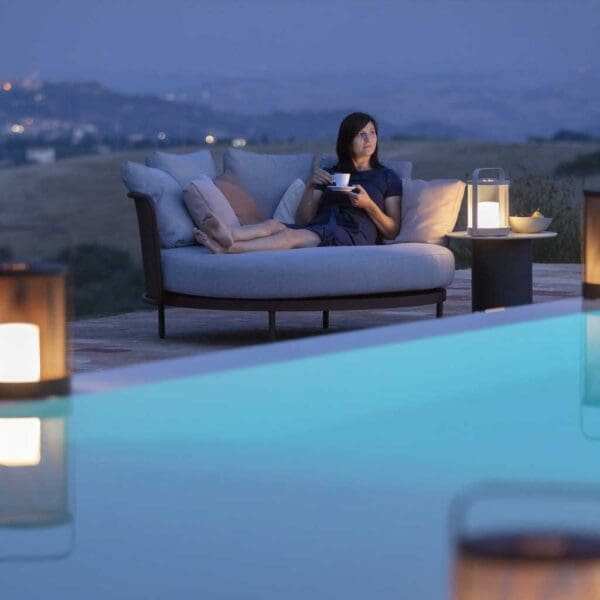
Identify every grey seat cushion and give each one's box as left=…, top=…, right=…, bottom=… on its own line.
left=223, top=148, right=314, bottom=217
left=161, top=244, right=454, bottom=299
left=319, top=153, right=413, bottom=180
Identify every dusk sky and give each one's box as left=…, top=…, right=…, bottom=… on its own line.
left=1, top=0, right=599, bottom=89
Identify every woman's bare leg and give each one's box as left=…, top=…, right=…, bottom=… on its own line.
left=195, top=227, right=320, bottom=254
left=200, top=213, right=285, bottom=247
left=227, top=228, right=320, bottom=253
left=231, top=219, right=287, bottom=242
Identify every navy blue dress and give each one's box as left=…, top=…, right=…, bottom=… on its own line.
left=288, top=166, right=403, bottom=246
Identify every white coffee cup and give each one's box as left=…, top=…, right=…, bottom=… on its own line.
left=331, top=172, right=351, bottom=187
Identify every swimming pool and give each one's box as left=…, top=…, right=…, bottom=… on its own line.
left=1, top=298, right=599, bottom=598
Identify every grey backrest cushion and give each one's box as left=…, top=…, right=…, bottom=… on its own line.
left=319, top=153, right=413, bottom=180
left=122, top=161, right=195, bottom=248
left=223, top=148, right=314, bottom=217
left=391, top=179, right=466, bottom=246
left=146, top=150, right=218, bottom=187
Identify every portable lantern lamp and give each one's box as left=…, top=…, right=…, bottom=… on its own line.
left=583, top=190, right=600, bottom=299
left=0, top=262, right=70, bottom=399
left=467, top=168, right=510, bottom=237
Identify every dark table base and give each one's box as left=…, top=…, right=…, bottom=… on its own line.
left=471, top=239, right=533, bottom=311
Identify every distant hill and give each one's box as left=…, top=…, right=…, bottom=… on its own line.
left=175, top=72, right=600, bottom=142
left=3, top=74, right=600, bottom=146
left=0, top=79, right=493, bottom=148
left=0, top=80, right=395, bottom=144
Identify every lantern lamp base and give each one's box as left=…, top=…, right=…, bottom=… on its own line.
left=0, top=376, right=71, bottom=400
left=467, top=227, right=511, bottom=237
left=583, top=283, right=600, bottom=300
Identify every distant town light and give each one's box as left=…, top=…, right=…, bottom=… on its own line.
left=231, top=138, right=247, bottom=148
left=24, top=118, right=34, bottom=126
left=10, top=124, right=24, bottom=134
left=205, top=135, right=216, bottom=144
left=156, top=131, right=167, bottom=141
left=2, top=82, right=12, bottom=92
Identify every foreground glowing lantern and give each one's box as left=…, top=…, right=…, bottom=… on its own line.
left=0, top=323, right=41, bottom=383
left=583, top=190, right=600, bottom=299
left=452, top=485, right=600, bottom=599
left=0, top=262, right=70, bottom=399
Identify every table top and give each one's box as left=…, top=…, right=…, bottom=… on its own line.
left=447, top=230, right=557, bottom=241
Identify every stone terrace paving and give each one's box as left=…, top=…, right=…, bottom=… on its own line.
left=71, top=263, right=581, bottom=373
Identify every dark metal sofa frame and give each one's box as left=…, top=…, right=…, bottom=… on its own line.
left=130, top=192, right=446, bottom=340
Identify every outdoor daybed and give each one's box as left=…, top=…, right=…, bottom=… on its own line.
left=122, top=149, right=464, bottom=339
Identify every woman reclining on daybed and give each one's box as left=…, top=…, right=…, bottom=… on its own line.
left=194, top=111, right=403, bottom=253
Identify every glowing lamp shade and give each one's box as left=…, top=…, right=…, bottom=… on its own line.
left=583, top=190, right=600, bottom=299
left=467, top=168, right=510, bottom=237
left=0, top=263, right=70, bottom=399
left=0, top=323, right=40, bottom=383
left=0, top=417, right=41, bottom=466
left=476, top=202, right=500, bottom=228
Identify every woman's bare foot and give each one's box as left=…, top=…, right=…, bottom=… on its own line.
left=194, top=228, right=227, bottom=254
left=199, top=212, right=233, bottom=247
left=270, top=220, right=288, bottom=234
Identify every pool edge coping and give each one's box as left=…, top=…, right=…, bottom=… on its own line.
left=72, top=297, right=590, bottom=395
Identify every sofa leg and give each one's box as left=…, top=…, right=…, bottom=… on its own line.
left=158, top=303, right=166, bottom=338
left=436, top=302, right=444, bottom=318
left=268, top=311, right=277, bottom=341
left=322, top=311, right=329, bottom=330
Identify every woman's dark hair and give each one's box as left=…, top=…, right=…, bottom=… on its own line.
left=334, top=112, right=383, bottom=172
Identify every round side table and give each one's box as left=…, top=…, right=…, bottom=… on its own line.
left=447, top=231, right=558, bottom=312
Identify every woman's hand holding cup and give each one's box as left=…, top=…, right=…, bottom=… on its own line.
left=310, top=167, right=333, bottom=189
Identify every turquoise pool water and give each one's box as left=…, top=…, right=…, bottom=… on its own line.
left=1, top=309, right=599, bottom=598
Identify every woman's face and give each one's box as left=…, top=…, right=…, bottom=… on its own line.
left=351, top=121, right=377, bottom=159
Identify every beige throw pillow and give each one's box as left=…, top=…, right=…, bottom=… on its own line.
left=273, top=178, right=306, bottom=224
left=183, top=176, right=240, bottom=229
left=392, top=179, right=466, bottom=245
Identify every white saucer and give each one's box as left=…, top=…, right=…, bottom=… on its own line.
left=327, top=185, right=356, bottom=192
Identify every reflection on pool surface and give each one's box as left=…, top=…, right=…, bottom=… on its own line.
left=0, top=398, right=72, bottom=562
left=2, top=307, right=600, bottom=598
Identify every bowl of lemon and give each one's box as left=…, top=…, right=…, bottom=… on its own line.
left=509, top=209, right=552, bottom=234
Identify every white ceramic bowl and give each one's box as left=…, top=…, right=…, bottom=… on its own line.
left=509, top=216, right=552, bottom=234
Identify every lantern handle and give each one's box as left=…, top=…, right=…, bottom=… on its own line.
left=471, top=167, right=507, bottom=184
